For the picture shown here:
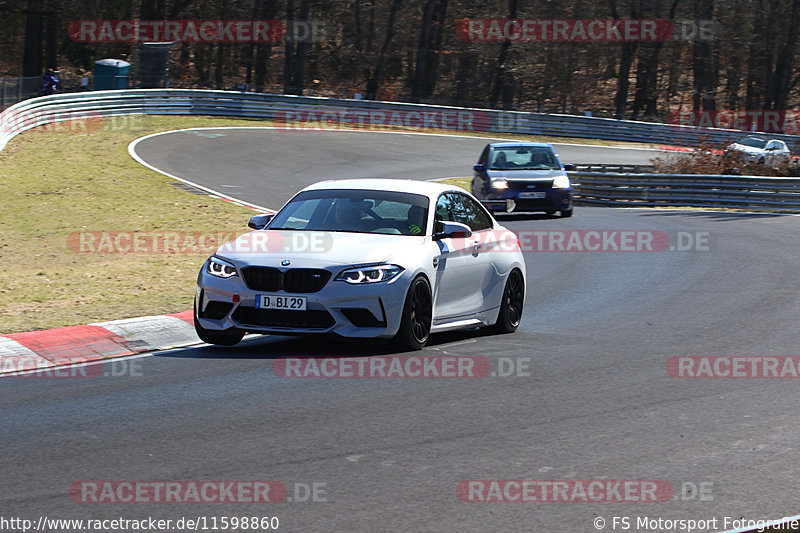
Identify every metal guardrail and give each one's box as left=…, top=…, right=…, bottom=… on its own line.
left=571, top=171, right=800, bottom=211
left=3, top=88, right=800, bottom=211
left=3, top=88, right=800, bottom=152
left=572, top=163, right=655, bottom=173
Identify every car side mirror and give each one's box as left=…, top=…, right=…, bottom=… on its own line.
left=766, top=147, right=775, bottom=151
left=433, top=221, right=472, bottom=240
left=248, top=213, right=274, bottom=230
left=563, top=163, right=576, bottom=171
left=473, top=163, right=486, bottom=172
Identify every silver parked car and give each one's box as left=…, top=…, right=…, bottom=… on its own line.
left=725, top=136, right=791, bottom=167
left=195, top=179, right=527, bottom=350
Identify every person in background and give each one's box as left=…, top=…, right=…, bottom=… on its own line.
left=41, top=68, right=59, bottom=95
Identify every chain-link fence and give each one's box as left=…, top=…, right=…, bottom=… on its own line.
left=0, top=77, right=43, bottom=110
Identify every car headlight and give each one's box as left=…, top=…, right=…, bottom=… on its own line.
left=335, top=264, right=404, bottom=284
left=207, top=256, right=238, bottom=278
left=552, top=175, right=571, bottom=189
left=490, top=178, right=509, bottom=190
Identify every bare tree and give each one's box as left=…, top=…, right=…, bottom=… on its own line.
left=488, top=0, right=518, bottom=109
left=411, top=0, right=448, bottom=102
left=22, top=0, right=43, bottom=76
left=692, top=0, right=716, bottom=110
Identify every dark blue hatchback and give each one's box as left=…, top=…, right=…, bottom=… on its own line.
left=471, top=142, right=574, bottom=217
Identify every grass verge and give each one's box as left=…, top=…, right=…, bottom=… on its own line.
left=435, top=177, right=471, bottom=191
left=0, top=117, right=654, bottom=334
left=0, top=116, right=274, bottom=334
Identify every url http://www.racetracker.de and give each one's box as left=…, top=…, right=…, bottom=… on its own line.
left=0, top=516, right=281, bottom=532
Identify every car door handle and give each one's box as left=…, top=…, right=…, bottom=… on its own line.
left=472, top=240, right=482, bottom=251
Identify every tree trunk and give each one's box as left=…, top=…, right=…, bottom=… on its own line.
left=745, top=0, right=769, bottom=109
left=609, top=0, right=641, bottom=119
left=421, top=0, right=448, bottom=99
left=291, top=0, right=310, bottom=95
left=489, top=0, right=518, bottom=109
left=613, top=44, right=637, bottom=119
left=254, top=0, right=278, bottom=93
left=692, top=0, right=716, bottom=111
left=44, top=0, right=59, bottom=71
left=365, top=0, right=403, bottom=100
left=410, top=0, right=441, bottom=102
left=770, top=0, right=800, bottom=110
left=22, top=0, right=43, bottom=77
left=283, top=0, right=296, bottom=94
left=139, top=0, right=166, bottom=20
left=631, top=0, right=679, bottom=118
left=215, top=42, right=225, bottom=89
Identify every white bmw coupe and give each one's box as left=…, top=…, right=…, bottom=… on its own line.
left=195, top=178, right=526, bottom=350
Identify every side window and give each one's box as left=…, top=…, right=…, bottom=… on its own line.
left=435, top=194, right=457, bottom=235
left=766, top=141, right=777, bottom=150
left=456, top=194, right=493, bottom=231
left=478, top=145, right=490, bottom=165
left=778, top=142, right=787, bottom=151
left=436, top=193, right=493, bottom=232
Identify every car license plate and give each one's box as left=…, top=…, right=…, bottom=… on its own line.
left=255, top=295, right=307, bottom=310
left=519, top=191, right=547, bottom=199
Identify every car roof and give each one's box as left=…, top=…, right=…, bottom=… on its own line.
left=300, top=178, right=465, bottom=199
left=489, top=141, right=554, bottom=149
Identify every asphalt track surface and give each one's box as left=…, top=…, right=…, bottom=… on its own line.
left=3, top=129, right=800, bottom=532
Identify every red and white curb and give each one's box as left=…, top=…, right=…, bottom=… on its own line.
left=0, top=311, right=198, bottom=375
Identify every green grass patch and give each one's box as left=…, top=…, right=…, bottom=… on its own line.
left=0, top=116, right=275, bottom=334
left=0, top=116, right=654, bottom=333
left=435, top=177, right=471, bottom=191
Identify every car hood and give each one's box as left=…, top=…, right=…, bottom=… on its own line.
left=486, top=169, right=566, bottom=180
left=215, top=230, right=425, bottom=268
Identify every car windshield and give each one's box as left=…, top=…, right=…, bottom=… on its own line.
left=489, top=146, right=561, bottom=170
left=269, top=189, right=429, bottom=236
left=739, top=137, right=768, bottom=149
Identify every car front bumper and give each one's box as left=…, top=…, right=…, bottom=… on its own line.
left=481, top=188, right=573, bottom=213
left=196, top=267, right=412, bottom=339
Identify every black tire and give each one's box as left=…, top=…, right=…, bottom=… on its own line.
left=194, top=300, right=245, bottom=346
left=560, top=208, right=573, bottom=218
left=394, top=276, right=433, bottom=351
left=490, top=269, right=525, bottom=334
left=758, top=157, right=765, bottom=165
left=471, top=177, right=483, bottom=198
